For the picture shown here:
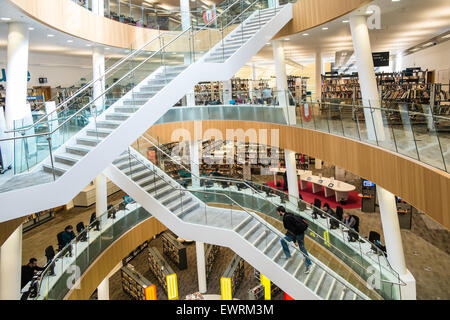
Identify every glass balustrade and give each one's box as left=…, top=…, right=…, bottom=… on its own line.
left=131, top=134, right=404, bottom=299
left=37, top=200, right=151, bottom=300
left=0, top=0, right=290, bottom=192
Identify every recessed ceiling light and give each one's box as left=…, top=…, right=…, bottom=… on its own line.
left=28, top=27, right=35, bottom=31
left=1, top=17, right=12, bottom=21
left=47, top=34, right=55, bottom=37
left=105, top=47, right=110, bottom=50
left=392, top=0, right=400, bottom=2
left=366, top=10, right=374, bottom=14
left=86, top=44, right=92, bottom=47
left=67, top=40, right=73, bottom=43
left=322, top=27, right=328, bottom=30
left=266, top=42, right=270, bottom=45
left=284, top=38, right=290, bottom=41
left=422, top=42, right=434, bottom=47
left=342, top=20, right=349, bottom=23
left=302, top=33, right=309, bottom=36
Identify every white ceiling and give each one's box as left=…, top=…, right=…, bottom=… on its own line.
left=253, top=0, right=450, bottom=65
left=0, top=0, right=449, bottom=63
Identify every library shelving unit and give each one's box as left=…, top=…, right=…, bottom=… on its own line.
left=288, top=75, right=308, bottom=103
left=121, top=264, right=154, bottom=300
left=161, top=232, right=188, bottom=270
left=147, top=247, right=176, bottom=294
left=222, top=254, right=245, bottom=296
left=205, top=244, right=220, bottom=280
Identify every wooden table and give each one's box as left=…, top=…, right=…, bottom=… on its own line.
left=299, top=174, right=356, bottom=201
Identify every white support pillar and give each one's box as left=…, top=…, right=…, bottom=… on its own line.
left=0, top=224, right=22, bottom=300
left=222, top=80, right=232, bottom=104
left=92, top=0, right=105, bottom=16
left=349, top=15, right=385, bottom=142
left=195, top=242, right=207, bottom=293
left=92, top=46, right=105, bottom=112
left=272, top=40, right=295, bottom=124
left=181, top=0, right=195, bottom=106
left=1, top=22, right=30, bottom=168
left=95, top=173, right=107, bottom=215
left=97, top=276, right=110, bottom=300
left=284, top=149, right=299, bottom=204
left=377, top=186, right=416, bottom=299
left=190, top=140, right=200, bottom=187
left=315, top=51, right=322, bottom=101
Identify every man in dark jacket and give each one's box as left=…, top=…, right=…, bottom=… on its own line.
left=61, top=225, right=76, bottom=247
left=21, top=258, right=44, bottom=289
left=277, top=206, right=312, bottom=273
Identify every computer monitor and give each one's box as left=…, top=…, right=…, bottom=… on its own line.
left=363, top=180, right=375, bottom=187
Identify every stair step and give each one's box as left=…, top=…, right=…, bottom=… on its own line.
left=233, top=215, right=253, bottom=233
left=132, top=92, right=155, bottom=99
left=122, top=163, right=147, bottom=176
left=303, top=264, right=317, bottom=287
left=314, top=271, right=328, bottom=294
left=243, top=222, right=263, bottom=241
left=76, top=137, right=100, bottom=147
left=325, top=279, right=338, bottom=300
left=175, top=201, right=200, bottom=218
left=86, top=129, right=112, bottom=138
left=123, top=99, right=147, bottom=106
left=114, top=106, right=140, bottom=113
left=167, top=196, right=193, bottom=212
left=252, top=229, right=268, bottom=247
left=66, top=145, right=90, bottom=156
left=96, top=120, right=122, bottom=129
left=263, top=236, right=279, bottom=254
left=43, top=161, right=73, bottom=176
left=105, top=113, right=130, bottom=121
left=135, top=174, right=163, bottom=188
left=54, top=153, right=83, bottom=166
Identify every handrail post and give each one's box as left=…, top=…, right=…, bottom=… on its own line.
left=47, top=135, right=56, bottom=181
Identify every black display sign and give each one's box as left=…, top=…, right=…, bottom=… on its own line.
left=372, top=51, right=390, bottom=67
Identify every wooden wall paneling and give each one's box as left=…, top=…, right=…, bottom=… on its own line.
left=66, top=217, right=167, bottom=300
left=275, top=0, right=371, bottom=38
left=149, top=121, right=450, bottom=229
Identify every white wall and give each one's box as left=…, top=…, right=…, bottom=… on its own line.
left=0, top=49, right=92, bottom=88
left=401, top=40, right=450, bottom=83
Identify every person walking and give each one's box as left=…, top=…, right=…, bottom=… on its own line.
left=277, top=206, right=312, bottom=273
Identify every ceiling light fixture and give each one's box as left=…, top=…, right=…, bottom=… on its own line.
left=302, top=33, right=309, bottom=36
left=0, top=17, right=12, bottom=21
left=342, top=20, right=349, bottom=23
left=86, top=44, right=92, bottom=47
left=442, top=34, right=450, bottom=39
left=67, top=40, right=73, bottom=43
left=47, top=34, right=55, bottom=37
left=322, top=27, right=328, bottom=30
left=28, top=27, right=35, bottom=31
left=284, top=38, right=290, bottom=41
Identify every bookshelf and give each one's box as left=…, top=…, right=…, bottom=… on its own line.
left=205, top=244, right=220, bottom=280
left=161, top=232, right=188, bottom=270
left=121, top=264, right=153, bottom=300
left=147, top=247, right=176, bottom=294
left=222, top=254, right=245, bottom=295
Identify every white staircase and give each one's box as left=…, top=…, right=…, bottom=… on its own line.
left=103, top=149, right=370, bottom=300
left=0, top=5, right=293, bottom=222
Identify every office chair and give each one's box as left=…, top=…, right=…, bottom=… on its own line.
left=348, top=215, right=360, bottom=242
left=90, top=212, right=100, bottom=231
left=280, top=192, right=288, bottom=204
left=76, top=222, right=87, bottom=242
left=56, top=232, right=65, bottom=251
left=368, top=231, right=387, bottom=255
left=118, top=202, right=127, bottom=212
left=45, top=245, right=56, bottom=276
left=221, top=181, right=230, bottom=189
left=312, top=198, right=322, bottom=219
left=298, top=194, right=306, bottom=211
left=107, top=205, right=116, bottom=219
left=330, top=206, right=343, bottom=229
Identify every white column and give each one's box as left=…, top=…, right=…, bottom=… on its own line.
left=196, top=242, right=207, bottom=293
left=2, top=22, right=30, bottom=168
left=315, top=51, right=322, bottom=101
left=92, top=0, right=105, bottom=16
left=377, top=186, right=416, bottom=299
left=0, top=224, right=22, bottom=300
left=181, top=0, right=195, bottom=106
left=190, top=140, right=200, bottom=187
left=349, top=15, right=385, bottom=142
left=222, top=80, right=232, bottom=104
left=249, top=63, right=257, bottom=99
left=95, top=173, right=107, bottom=215
left=284, top=149, right=299, bottom=204
left=272, top=40, right=295, bottom=124
left=97, top=276, right=110, bottom=300
left=92, top=46, right=105, bottom=112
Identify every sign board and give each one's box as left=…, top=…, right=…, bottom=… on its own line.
left=372, top=52, right=390, bottom=67
left=220, top=277, right=232, bottom=300
left=166, top=274, right=178, bottom=300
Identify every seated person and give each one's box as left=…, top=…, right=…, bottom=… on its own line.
left=209, top=169, right=223, bottom=177
left=342, top=213, right=356, bottom=229
left=322, top=203, right=335, bottom=217
left=21, top=258, right=45, bottom=289
left=61, top=225, right=76, bottom=248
